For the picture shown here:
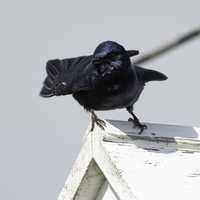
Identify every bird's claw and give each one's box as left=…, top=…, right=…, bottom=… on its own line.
left=128, top=118, right=147, bottom=134
left=91, top=113, right=106, bottom=131
left=95, top=118, right=106, bottom=130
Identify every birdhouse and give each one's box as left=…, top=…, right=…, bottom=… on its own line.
left=58, top=120, right=200, bottom=200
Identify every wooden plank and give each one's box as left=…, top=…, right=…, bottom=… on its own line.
left=73, top=159, right=106, bottom=200
left=58, top=132, right=93, bottom=200
left=102, top=140, right=200, bottom=200
left=92, top=125, right=138, bottom=200
left=104, top=121, right=200, bottom=152
left=58, top=120, right=200, bottom=200
left=96, top=181, right=118, bottom=200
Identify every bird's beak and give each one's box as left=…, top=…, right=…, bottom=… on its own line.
left=127, top=50, right=139, bottom=57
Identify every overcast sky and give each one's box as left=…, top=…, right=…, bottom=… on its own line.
left=0, top=0, right=199, bottom=200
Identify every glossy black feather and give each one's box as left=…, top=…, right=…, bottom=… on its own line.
left=135, top=66, right=168, bottom=83
left=40, top=56, right=92, bottom=97
left=40, top=41, right=167, bottom=113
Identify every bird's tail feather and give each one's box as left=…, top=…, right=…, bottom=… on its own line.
left=135, top=66, right=168, bottom=83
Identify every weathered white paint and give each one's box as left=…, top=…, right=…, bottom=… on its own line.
left=96, top=181, right=118, bottom=200
left=58, top=129, right=93, bottom=200
left=104, top=120, right=200, bottom=152
left=73, top=159, right=106, bottom=200
left=102, top=141, right=200, bottom=200
left=58, top=120, right=200, bottom=200
left=92, top=127, right=137, bottom=200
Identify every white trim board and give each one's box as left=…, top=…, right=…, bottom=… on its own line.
left=58, top=120, right=200, bottom=200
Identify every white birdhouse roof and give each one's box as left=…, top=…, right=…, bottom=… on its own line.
left=58, top=120, right=200, bottom=200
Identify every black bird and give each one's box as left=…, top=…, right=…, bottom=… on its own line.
left=40, top=41, right=167, bottom=133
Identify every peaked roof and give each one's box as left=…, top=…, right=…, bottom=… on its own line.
left=58, top=120, right=200, bottom=200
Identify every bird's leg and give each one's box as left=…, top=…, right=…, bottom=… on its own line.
left=128, top=113, right=147, bottom=134
left=126, top=106, right=147, bottom=134
left=90, top=110, right=106, bottom=131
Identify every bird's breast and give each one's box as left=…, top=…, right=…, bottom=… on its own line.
left=95, top=79, right=144, bottom=110
left=73, top=74, right=144, bottom=111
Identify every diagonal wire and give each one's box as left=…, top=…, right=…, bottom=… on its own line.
left=134, top=26, right=200, bottom=65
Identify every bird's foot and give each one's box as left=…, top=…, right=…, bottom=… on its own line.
left=91, top=112, right=106, bottom=131
left=128, top=118, right=147, bottom=134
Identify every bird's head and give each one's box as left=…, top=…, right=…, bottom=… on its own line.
left=92, top=41, right=139, bottom=69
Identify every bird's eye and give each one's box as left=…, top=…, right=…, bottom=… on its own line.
left=108, top=53, right=120, bottom=60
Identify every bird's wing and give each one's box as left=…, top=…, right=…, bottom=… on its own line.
left=135, top=65, right=168, bottom=83
left=40, top=55, right=93, bottom=97
left=44, top=55, right=127, bottom=94
left=61, top=55, right=93, bottom=72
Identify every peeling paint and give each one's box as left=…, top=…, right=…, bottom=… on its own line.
left=188, top=169, right=200, bottom=178
left=144, top=147, right=160, bottom=152
left=181, top=150, right=195, bottom=154
left=188, top=172, right=200, bottom=177
left=59, top=120, right=200, bottom=200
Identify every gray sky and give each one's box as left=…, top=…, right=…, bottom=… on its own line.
left=0, top=0, right=199, bottom=200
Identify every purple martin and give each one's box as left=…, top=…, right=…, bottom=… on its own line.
left=40, top=41, right=167, bottom=133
